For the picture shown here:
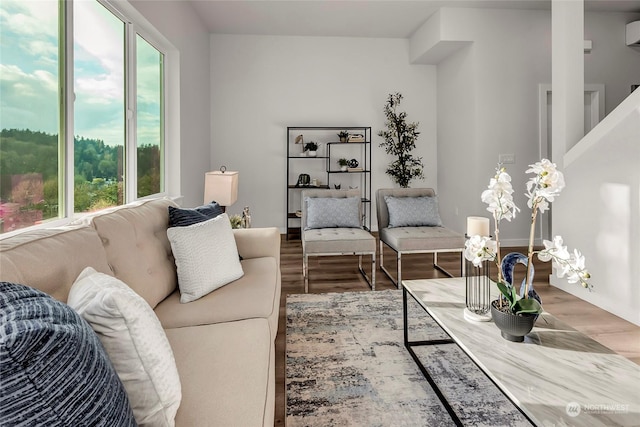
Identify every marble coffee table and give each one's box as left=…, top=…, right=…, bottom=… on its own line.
left=402, top=278, right=640, bottom=427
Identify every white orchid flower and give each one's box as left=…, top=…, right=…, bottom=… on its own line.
left=525, top=159, right=565, bottom=213
left=481, top=168, right=520, bottom=222
left=464, top=235, right=496, bottom=267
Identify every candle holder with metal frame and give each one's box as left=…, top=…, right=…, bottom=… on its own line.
left=463, top=234, right=492, bottom=322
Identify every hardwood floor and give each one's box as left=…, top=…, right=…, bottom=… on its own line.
left=274, top=235, right=640, bottom=426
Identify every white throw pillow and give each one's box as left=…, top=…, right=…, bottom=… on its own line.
left=68, top=267, right=181, bottom=427
left=167, top=213, right=244, bottom=303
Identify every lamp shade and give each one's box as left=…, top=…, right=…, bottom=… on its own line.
left=204, top=170, right=238, bottom=207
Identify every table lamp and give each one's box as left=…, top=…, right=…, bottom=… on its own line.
left=204, top=166, right=238, bottom=212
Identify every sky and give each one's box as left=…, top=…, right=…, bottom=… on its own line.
left=0, top=0, right=161, bottom=148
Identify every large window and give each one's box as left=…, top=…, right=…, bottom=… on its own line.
left=0, top=0, right=60, bottom=233
left=0, top=0, right=167, bottom=235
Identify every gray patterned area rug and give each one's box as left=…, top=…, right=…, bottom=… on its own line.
left=286, top=290, right=531, bottom=427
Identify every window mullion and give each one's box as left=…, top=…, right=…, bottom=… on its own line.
left=125, top=22, right=137, bottom=203
left=61, top=0, right=74, bottom=219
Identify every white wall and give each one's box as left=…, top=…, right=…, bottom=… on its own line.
left=585, top=12, right=640, bottom=115
left=210, top=34, right=435, bottom=229
left=552, top=89, right=640, bottom=325
left=436, top=8, right=640, bottom=244
left=437, top=8, right=552, bottom=244
left=130, top=0, right=211, bottom=207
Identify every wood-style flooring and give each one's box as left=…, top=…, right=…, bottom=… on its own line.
left=274, top=236, right=640, bottom=426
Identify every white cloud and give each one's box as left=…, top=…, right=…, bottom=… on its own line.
left=0, top=0, right=57, bottom=38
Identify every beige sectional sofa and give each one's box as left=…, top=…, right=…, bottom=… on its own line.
left=0, top=198, right=281, bottom=426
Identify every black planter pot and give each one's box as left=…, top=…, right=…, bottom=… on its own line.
left=490, top=300, right=537, bottom=342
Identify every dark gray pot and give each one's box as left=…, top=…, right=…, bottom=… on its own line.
left=491, top=300, right=536, bottom=342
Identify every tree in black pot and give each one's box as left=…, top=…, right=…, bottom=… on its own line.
left=378, top=93, right=424, bottom=188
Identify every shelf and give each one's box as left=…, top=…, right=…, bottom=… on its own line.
left=287, top=126, right=371, bottom=240
left=288, top=185, right=329, bottom=189
left=288, top=156, right=329, bottom=159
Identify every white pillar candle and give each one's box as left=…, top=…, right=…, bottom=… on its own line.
left=467, top=216, right=490, bottom=237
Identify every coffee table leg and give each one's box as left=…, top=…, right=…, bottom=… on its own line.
left=403, top=287, right=463, bottom=427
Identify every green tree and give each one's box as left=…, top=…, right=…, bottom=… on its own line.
left=377, top=93, right=424, bottom=188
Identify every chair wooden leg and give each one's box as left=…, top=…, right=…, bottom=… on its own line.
left=303, top=253, right=309, bottom=293
left=396, top=252, right=402, bottom=290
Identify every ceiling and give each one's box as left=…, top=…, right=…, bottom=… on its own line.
left=188, top=0, right=640, bottom=39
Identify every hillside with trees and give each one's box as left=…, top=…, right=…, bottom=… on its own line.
left=0, top=128, right=160, bottom=232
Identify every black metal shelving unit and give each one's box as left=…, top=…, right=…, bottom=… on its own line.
left=286, top=126, right=372, bottom=240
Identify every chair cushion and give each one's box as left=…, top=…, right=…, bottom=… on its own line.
left=380, top=226, right=464, bottom=252
left=304, top=197, right=361, bottom=229
left=0, top=282, right=136, bottom=426
left=303, top=228, right=376, bottom=254
left=384, top=195, right=442, bottom=227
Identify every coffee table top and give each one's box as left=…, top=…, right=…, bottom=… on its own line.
left=403, top=278, right=640, bottom=427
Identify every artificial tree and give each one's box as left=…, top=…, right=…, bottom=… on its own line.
left=377, top=93, right=424, bottom=188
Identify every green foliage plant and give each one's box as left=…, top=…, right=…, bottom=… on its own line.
left=337, top=158, right=349, bottom=166
left=304, top=142, right=318, bottom=151
left=377, top=93, right=424, bottom=188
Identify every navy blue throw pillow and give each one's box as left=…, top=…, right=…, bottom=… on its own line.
left=0, top=282, right=137, bottom=426
left=168, top=202, right=224, bottom=227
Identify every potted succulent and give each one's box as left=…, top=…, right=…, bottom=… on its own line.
left=337, top=158, right=349, bottom=172
left=304, top=141, right=319, bottom=157
left=465, top=159, right=591, bottom=342
left=337, top=131, right=349, bottom=142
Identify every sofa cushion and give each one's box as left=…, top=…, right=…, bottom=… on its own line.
left=0, top=226, right=112, bottom=303
left=0, top=282, right=136, bottom=426
left=168, top=202, right=223, bottom=227
left=384, top=195, right=443, bottom=227
left=165, top=318, right=274, bottom=427
left=87, top=198, right=178, bottom=309
left=304, top=196, right=361, bottom=230
left=154, top=257, right=280, bottom=339
left=167, top=213, right=244, bottom=303
left=68, top=267, right=181, bottom=427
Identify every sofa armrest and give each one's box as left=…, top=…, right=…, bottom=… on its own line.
left=233, top=227, right=280, bottom=264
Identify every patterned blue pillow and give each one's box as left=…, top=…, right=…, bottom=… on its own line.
left=385, top=196, right=443, bottom=228
left=305, top=197, right=361, bottom=230
left=168, top=201, right=224, bottom=227
left=0, top=282, right=136, bottom=426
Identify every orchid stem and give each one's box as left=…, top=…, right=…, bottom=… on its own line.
left=525, top=203, right=538, bottom=299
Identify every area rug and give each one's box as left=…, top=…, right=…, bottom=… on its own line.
left=286, top=290, right=531, bottom=426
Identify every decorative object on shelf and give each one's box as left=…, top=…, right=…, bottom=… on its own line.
left=311, top=178, right=318, bottom=187
left=203, top=166, right=238, bottom=212
left=296, top=174, right=311, bottom=187
left=465, top=160, right=592, bottom=342
left=337, top=131, right=349, bottom=142
left=348, top=133, right=365, bottom=142
left=378, top=93, right=424, bottom=188
left=337, top=158, right=349, bottom=172
left=304, top=141, right=319, bottom=157
left=295, top=134, right=305, bottom=155
left=295, top=210, right=302, bottom=218
left=464, top=216, right=491, bottom=322
left=347, top=159, right=359, bottom=168
left=229, top=214, right=243, bottom=229
left=334, top=184, right=341, bottom=189
left=241, top=206, right=251, bottom=229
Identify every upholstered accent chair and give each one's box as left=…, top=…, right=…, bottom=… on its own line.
left=301, top=189, right=376, bottom=293
left=376, top=188, right=465, bottom=288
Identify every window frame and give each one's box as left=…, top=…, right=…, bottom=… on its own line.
left=0, top=0, right=178, bottom=239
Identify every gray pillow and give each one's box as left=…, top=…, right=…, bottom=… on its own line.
left=305, top=197, right=361, bottom=230
left=385, top=195, right=442, bottom=228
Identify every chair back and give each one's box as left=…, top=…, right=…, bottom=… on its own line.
left=376, top=188, right=436, bottom=229
left=301, top=189, right=361, bottom=230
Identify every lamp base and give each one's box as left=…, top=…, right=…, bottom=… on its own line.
left=463, top=308, right=492, bottom=323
